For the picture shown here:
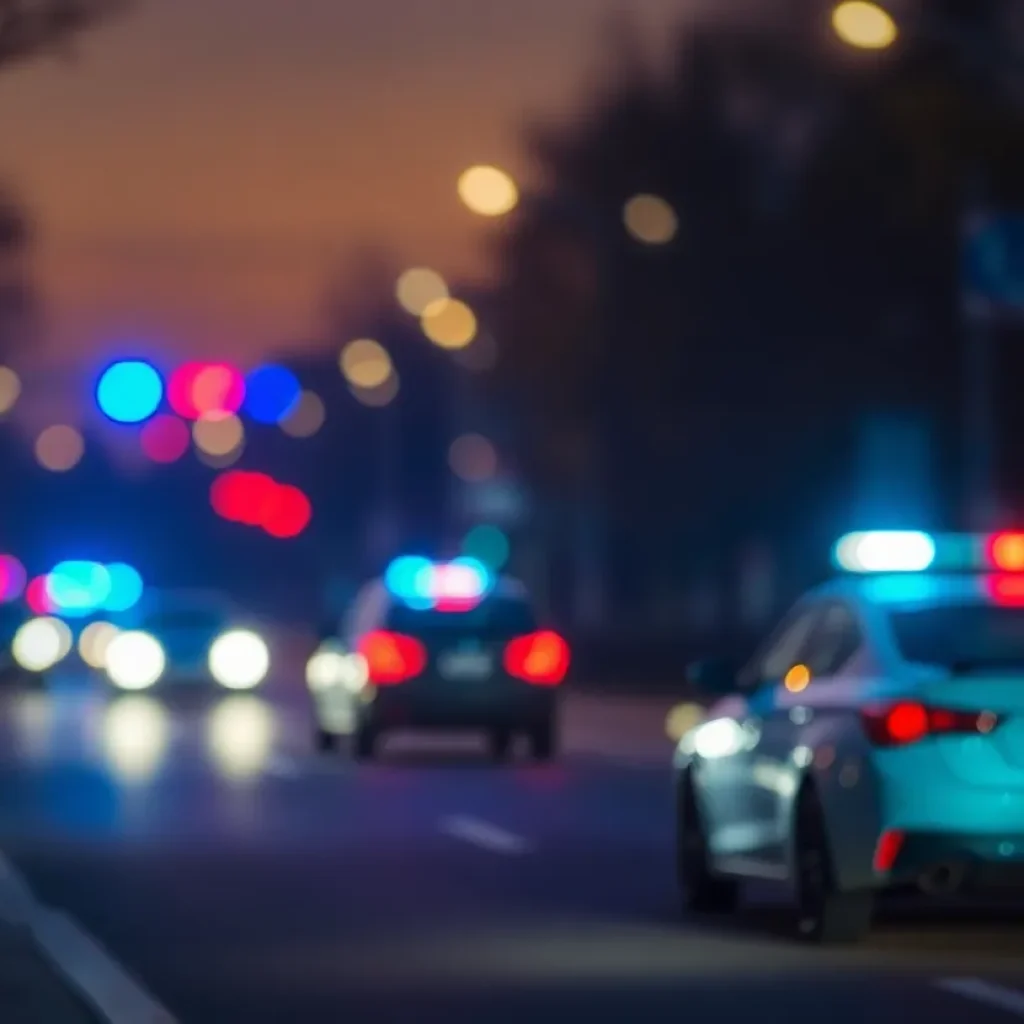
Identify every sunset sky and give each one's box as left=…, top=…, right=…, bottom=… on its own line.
left=0, top=0, right=722, bottom=371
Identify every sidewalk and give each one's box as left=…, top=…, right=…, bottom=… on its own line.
left=0, top=918, right=100, bottom=1023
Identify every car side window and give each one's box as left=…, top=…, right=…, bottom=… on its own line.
left=739, top=606, right=820, bottom=689
left=801, top=602, right=862, bottom=679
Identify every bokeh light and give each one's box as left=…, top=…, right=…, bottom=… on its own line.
left=280, top=391, right=325, bottom=438
left=78, top=621, right=119, bottom=670
left=262, top=484, right=312, bottom=539
left=457, top=165, right=519, bottom=217
left=193, top=413, right=244, bottom=458
left=350, top=372, right=400, bottom=408
left=340, top=339, right=393, bottom=390
left=12, top=617, right=71, bottom=673
left=105, top=631, right=165, bottom=691
left=168, top=362, right=204, bottom=419
left=244, top=364, right=301, bottom=424
left=35, top=425, right=84, bottom=472
left=0, top=554, right=26, bottom=602
left=396, top=268, right=449, bottom=316
left=102, top=563, right=144, bottom=612
left=210, top=471, right=311, bottom=538
left=462, top=525, right=510, bottom=571
left=96, top=361, right=163, bottom=424
left=623, top=194, right=678, bottom=245
left=192, top=363, right=245, bottom=419
left=0, top=365, right=21, bottom=414
left=140, top=415, right=190, bottom=464
left=449, top=434, right=498, bottom=482
left=206, top=696, right=275, bottom=779
left=832, top=1, right=898, bottom=49
left=25, top=576, right=55, bottom=615
left=47, top=561, right=112, bottom=617
left=101, top=696, right=168, bottom=782
left=421, top=298, right=477, bottom=350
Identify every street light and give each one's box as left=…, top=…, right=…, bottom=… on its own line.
left=831, top=1, right=898, bottom=50
left=457, top=165, right=519, bottom=217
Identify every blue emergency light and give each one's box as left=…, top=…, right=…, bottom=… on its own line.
left=384, top=556, right=493, bottom=609
left=833, top=531, right=937, bottom=573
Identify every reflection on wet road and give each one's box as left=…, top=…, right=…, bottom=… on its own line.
left=0, top=681, right=1022, bottom=1023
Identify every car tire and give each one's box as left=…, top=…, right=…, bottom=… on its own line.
left=314, top=727, right=338, bottom=753
left=529, top=719, right=556, bottom=761
left=352, top=726, right=378, bottom=762
left=794, top=783, right=873, bottom=944
left=677, top=775, right=739, bottom=914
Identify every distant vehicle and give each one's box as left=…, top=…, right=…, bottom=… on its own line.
left=309, top=557, right=570, bottom=761
left=675, top=530, right=1024, bottom=944
left=102, top=588, right=270, bottom=693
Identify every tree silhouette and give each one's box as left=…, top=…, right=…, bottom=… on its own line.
left=0, top=1, right=128, bottom=69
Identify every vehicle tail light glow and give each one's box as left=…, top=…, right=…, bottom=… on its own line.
left=989, top=532, right=1024, bottom=572
left=873, top=829, right=905, bottom=872
left=861, top=702, right=1001, bottom=748
left=504, top=631, right=570, bottom=686
left=358, top=631, right=426, bottom=685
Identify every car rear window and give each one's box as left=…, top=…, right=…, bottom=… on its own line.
left=384, top=596, right=537, bottom=639
left=890, top=604, right=1024, bottom=670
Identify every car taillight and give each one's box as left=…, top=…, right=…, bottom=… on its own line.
left=860, top=701, right=1001, bottom=747
left=358, top=631, right=426, bottom=685
left=503, top=631, right=570, bottom=686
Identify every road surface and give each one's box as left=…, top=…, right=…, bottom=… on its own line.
left=0, top=680, right=1021, bottom=1023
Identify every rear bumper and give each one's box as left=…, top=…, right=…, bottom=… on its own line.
left=884, top=831, right=1024, bottom=892
left=357, top=675, right=557, bottom=730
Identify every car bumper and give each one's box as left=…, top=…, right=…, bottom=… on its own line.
left=357, top=675, right=557, bottom=730
left=884, top=831, right=1024, bottom=892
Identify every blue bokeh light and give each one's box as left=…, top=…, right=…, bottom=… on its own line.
left=385, top=556, right=433, bottom=605
left=244, top=364, right=301, bottom=424
left=47, top=561, right=112, bottom=616
left=103, top=563, right=144, bottom=612
left=96, top=361, right=164, bottom=424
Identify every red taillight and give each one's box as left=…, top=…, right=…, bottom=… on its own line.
left=988, top=532, right=1024, bottom=572
left=359, top=631, right=426, bottom=685
left=873, top=829, right=905, bottom=872
left=860, top=701, right=1001, bottom=747
left=504, top=631, right=570, bottom=686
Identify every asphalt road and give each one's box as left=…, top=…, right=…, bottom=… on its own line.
left=0, top=679, right=1023, bottom=1023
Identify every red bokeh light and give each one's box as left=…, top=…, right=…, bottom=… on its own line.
left=168, top=362, right=204, bottom=419
left=140, top=414, right=190, bottom=463
left=167, top=362, right=244, bottom=420
left=210, top=471, right=310, bottom=537
left=25, top=575, right=55, bottom=615
left=263, top=485, right=312, bottom=538
left=0, top=554, right=26, bottom=602
left=192, top=364, right=244, bottom=419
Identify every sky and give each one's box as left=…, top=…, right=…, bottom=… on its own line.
left=0, top=0, right=719, bottom=371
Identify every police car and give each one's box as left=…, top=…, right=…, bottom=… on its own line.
left=308, top=557, right=569, bottom=761
left=102, top=589, right=270, bottom=693
left=675, top=530, right=1024, bottom=943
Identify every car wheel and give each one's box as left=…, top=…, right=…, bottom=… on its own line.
left=677, top=776, right=739, bottom=913
left=314, top=727, right=338, bottom=753
left=529, top=719, right=556, bottom=761
left=352, top=726, right=378, bottom=762
left=794, top=783, right=873, bottom=944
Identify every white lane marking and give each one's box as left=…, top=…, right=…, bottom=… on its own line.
left=0, top=852, right=177, bottom=1024
left=438, top=816, right=532, bottom=855
left=936, top=978, right=1024, bottom=1017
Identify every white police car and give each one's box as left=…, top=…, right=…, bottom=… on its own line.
left=676, top=530, right=1024, bottom=943
left=308, top=557, right=569, bottom=761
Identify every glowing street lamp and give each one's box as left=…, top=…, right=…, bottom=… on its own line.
left=832, top=1, right=898, bottom=50
left=457, top=165, right=519, bottom=217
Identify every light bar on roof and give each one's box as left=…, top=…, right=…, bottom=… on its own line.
left=833, top=531, right=937, bottom=573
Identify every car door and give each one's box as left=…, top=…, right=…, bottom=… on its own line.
left=698, top=604, right=821, bottom=866
left=751, top=601, right=865, bottom=868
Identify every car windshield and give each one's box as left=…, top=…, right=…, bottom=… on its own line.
left=384, top=596, right=537, bottom=639
left=890, top=604, right=1024, bottom=671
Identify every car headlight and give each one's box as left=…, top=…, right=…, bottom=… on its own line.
left=12, top=617, right=72, bottom=673
left=105, top=631, right=166, bottom=690
left=208, top=630, right=269, bottom=690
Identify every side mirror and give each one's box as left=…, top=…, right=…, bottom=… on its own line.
left=686, top=657, right=738, bottom=699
